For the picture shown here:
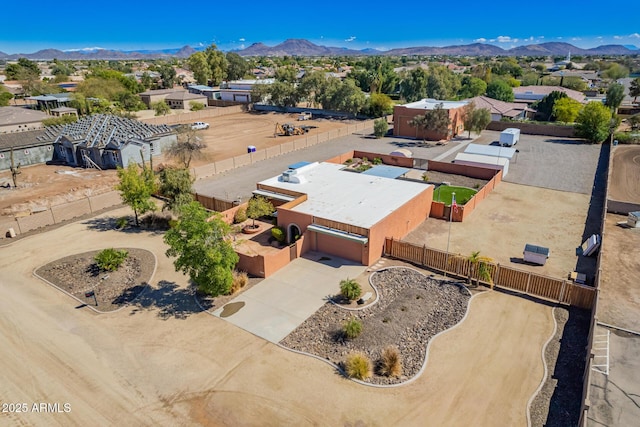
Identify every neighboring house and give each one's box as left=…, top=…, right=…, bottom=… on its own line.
left=253, top=161, right=433, bottom=266
left=466, top=96, right=535, bottom=121
left=513, top=86, right=587, bottom=104
left=50, top=107, right=78, bottom=118
left=219, top=79, right=275, bottom=103
left=549, top=70, right=601, bottom=88
left=27, top=93, right=72, bottom=110
left=393, top=99, right=468, bottom=141
left=138, top=88, right=207, bottom=110
left=0, top=106, right=49, bottom=133
left=187, top=85, right=221, bottom=100
left=53, top=114, right=176, bottom=169
left=0, top=129, right=54, bottom=171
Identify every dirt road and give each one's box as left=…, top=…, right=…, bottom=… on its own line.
left=0, top=207, right=553, bottom=426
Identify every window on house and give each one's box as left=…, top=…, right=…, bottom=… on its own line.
left=111, top=151, right=119, bottom=163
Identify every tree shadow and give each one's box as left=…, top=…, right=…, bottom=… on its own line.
left=545, top=307, right=590, bottom=427
left=83, top=215, right=166, bottom=235
left=127, top=280, right=202, bottom=320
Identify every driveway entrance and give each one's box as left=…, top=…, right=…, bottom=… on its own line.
left=212, top=252, right=366, bottom=343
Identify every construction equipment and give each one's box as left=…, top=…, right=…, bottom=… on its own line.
left=274, top=122, right=308, bottom=137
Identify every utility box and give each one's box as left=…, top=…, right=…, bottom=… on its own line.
left=523, top=243, right=550, bottom=265
left=247, top=145, right=256, bottom=153
left=628, top=211, right=640, bottom=228
left=500, top=128, right=520, bottom=147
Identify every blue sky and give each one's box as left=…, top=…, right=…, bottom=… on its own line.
left=1, top=1, right=638, bottom=53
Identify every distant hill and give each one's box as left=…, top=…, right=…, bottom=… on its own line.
left=0, top=40, right=636, bottom=60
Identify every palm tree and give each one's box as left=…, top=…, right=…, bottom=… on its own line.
left=468, top=251, right=495, bottom=289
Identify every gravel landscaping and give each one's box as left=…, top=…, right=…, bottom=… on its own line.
left=35, top=248, right=155, bottom=312
left=280, top=267, right=471, bottom=385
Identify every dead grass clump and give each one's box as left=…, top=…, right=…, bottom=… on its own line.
left=345, top=352, right=372, bottom=380
left=379, top=346, right=403, bottom=378
left=230, top=270, right=249, bottom=294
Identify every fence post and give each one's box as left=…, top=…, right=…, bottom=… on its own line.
left=559, top=280, right=567, bottom=304
left=494, top=264, right=501, bottom=288
left=87, top=195, right=93, bottom=213
left=525, top=272, right=532, bottom=294
left=422, top=245, right=427, bottom=266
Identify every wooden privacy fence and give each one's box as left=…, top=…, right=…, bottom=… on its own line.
left=193, top=193, right=235, bottom=212
left=384, top=238, right=596, bottom=309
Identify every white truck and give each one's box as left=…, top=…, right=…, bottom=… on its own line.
left=499, top=128, right=520, bottom=147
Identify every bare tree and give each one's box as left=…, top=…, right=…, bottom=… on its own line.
left=166, top=126, right=207, bottom=168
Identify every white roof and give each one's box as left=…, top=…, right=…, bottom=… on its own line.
left=454, top=152, right=509, bottom=167
left=258, top=162, right=429, bottom=229
left=402, top=98, right=469, bottom=110
left=464, top=143, right=516, bottom=160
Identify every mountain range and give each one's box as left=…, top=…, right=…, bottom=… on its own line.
left=0, top=39, right=637, bottom=60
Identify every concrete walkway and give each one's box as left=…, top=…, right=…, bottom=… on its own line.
left=212, top=252, right=365, bottom=342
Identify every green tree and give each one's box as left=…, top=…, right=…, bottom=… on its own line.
left=205, top=45, right=228, bottom=86
left=298, top=70, right=327, bottom=108
left=535, top=90, right=567, bottom=121
left=0, top=87, right=13, bottom=106
left=167, top=127, right=206, bottom=168
left=189, top=100, right=205, bottom=111
left=486, top=80, right=514, bottom=102
left=630, top=78, right=640, bottom=104
left=367, top=93, right=393, bottom=117
left=409, top=103, right=451, bottom=141
left=268, top=80, right=299, bottom=107
left=245, top=196, right=274, bottom=227
left=151, top=100, right=170, bottom=116
left=462, top=103, right=491, bottom=138
left=373, top=118, right=388, bottom=138
left=552, top=97, right=583, bottom=123
left=158, top=167, right=194, bottom=213
left=116, top=163, right=157, bottom=227
left=188, top=51, right=211, bottom=85
left=601, top=63, right=629, bottom=80
left=458, top=76, right=487, bottom=99
left=275, top=66, right=298, bottom=83
left=575, top=102, right=613, bottom=144
left=226, top=52, right=250, bottom=81
left=164, top=202, right=239, bottom=296
left=426, top=65, right=460, bottom=100
left=157, top=62, right=176, bottom=89
left=399, top=68, right=428, bottom=102
left=605, top=83, right=625, bottom=113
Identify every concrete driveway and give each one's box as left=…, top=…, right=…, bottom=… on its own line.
left=212, top=252, right=366, bottom=343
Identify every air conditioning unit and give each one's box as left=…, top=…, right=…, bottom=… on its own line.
left=281, top=169, right=296, bottom=182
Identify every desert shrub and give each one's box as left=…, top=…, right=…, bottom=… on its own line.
left=115, top=216, right=128, bottom=229
left=379, top=346, right=403, bottom=377
left=233, top=207, right=248, bottom=223
left=362, top=157, right=369, bottom=163
left=356, top=163, right=372, bottom=172
left=340, top=278, right=362, bottom=301
left=94, top=248, right=128, bottom=272
left=344, top=158, right=353, bottom=164
left=373, top=118, right=388, bottom=138
left=229, top=270, right=249, bottom=294
left=271, top=226, right=286, bottom=243
left=422, top=172, right=429, bottom=182
left=345, top=352, right=373, bottom=380
left=189, top=101, right=205, bottom=111
left=168, top=219, right=178, bottom=229
left=373, top=157, right=382, bottom=165
left=614, top=132, right=640, bottom=144
left=343, top=318, right=363, bottom=339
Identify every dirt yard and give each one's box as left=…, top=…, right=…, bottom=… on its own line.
left=404, top=181, right=591, bottom=279
left=177, top=111, right=353, bottom=168
left=608, top=145, right=640, bottom=203
left=0, top=111, right=352, bottom=218
left=0, top=206, right=554, bottom=426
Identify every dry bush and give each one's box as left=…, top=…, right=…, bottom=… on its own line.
left=379, top=346, right=403, bottom=377
left=345, top=352, right=372, bottom=380
left=230, top=270, right=249, bottom=294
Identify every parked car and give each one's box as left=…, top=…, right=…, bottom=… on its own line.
left=191, top=122, right=210, bottom=130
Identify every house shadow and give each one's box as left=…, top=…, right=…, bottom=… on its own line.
left=127, top=280, right=203, bottom=320
left=544, top=138, right=588, bottom=145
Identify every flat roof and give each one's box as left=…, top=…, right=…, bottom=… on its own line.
left=361, top=165, right=410, bottom=179
left=258, top=162, right=429, bottom=229
left=464, top=143, right=516, bottom=160
left=402, top=98, right=469, bottom=110
left=454, top=152, right=509, bottom=167
left=0, top=106, right=48, bottom=126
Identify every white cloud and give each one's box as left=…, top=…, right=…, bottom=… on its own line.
left=473, top=37, right=487, bottom=43
left=597, top=36, right=603, bottom=39
left=496, top=36, right=518, bottom=43
left=630, top=33, right=640, bottom=38
left=345, top=36, right=356, bottom=42
left=239, top=38, right=245, bottom=42
left=571, top=37, right=582, bottom=41
left=614, top=35, right=622, bottom=39
left=489, top=39, right=496, bottom=42
left=538, top=36, right=544, bottom=39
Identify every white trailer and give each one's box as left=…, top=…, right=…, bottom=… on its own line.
left=628, top=211, right=640, bottom=228
left=500, top=128, right=520, bottom=147
left=453, top=152, right=509, bottom=177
